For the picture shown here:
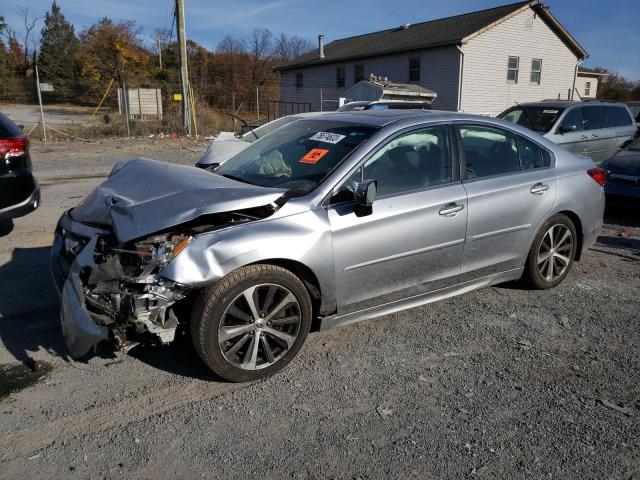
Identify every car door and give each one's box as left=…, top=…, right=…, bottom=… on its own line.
left=456, top=123, right=557, bottom=281
left=547, top=106, right=588, bottom=156
left=608, top=105, right=637, bottom=152
left=327, top=125, right=468, bottom=314
left=582, top=105, right=614, bottom=162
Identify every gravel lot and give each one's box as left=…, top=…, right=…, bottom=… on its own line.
left=1, top=138, right=639, bottom=479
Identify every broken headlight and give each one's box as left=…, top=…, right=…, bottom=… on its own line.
left=153, top=235, right=191, bottom=270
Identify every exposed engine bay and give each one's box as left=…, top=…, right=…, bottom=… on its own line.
left=53, top=201, right=280, bottom=357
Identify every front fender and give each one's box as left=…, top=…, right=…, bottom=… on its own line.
left=160, top=209, right=337, bottom=314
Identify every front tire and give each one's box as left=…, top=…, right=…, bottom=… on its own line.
left=191, top=264, right=312, bottom=382
left=523, top=214, right=577, bottom=289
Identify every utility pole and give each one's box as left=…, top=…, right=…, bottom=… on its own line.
left=256, top=87, right=260, bottom=124
left=175, top=0, right=191, bottom=136
left=157, top=34, right=163, bottom=71
left=34, top=64, right=47, bottom=142
left=115, top=53, right=130, bottom=138
left=231, top=91, right=236, bottom=132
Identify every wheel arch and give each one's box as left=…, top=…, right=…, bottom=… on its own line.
left=248, top=258, right=327, bottom=321
left=556, top=210, right=584, bottom=261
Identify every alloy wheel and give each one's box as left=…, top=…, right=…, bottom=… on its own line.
left=537, top=224, right=574, bottom=282
left=218, top=284, right=302, bottom=370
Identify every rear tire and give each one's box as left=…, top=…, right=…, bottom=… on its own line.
left=523, top=214, right=577, bottom=290
left=190, top=264, right=312, bottom=382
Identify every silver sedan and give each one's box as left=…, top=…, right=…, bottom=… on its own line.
left=52, top=110, right=605, bottom=382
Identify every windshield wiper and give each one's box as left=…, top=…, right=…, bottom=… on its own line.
left=220, top=173, right=257, bottom=186
left=225, top=113, right=260, bottom=141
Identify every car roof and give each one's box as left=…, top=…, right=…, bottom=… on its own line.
left=508, top=100, right=627, bottom=109
left=295, top=109, right=508, bottom=128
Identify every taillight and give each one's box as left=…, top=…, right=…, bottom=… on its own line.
left=587, top=167, right=606, bottom=187
left=0, top=136, right=29, bottom=160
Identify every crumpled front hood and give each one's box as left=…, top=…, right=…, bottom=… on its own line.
left=71, top=158, right=285, bottom=243
left=603, top=150, right=640, bottom=177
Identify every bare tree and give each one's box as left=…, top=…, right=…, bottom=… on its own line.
left=17, top=7, right=42, bottom=68
left=274, top=33, right=314, bottom=63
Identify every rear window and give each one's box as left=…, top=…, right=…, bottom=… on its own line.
left=498, top=106, right=563, bottom=133
left=0, top=112, right=23, bottom=138
left=608, top=106, right=633, bottom=127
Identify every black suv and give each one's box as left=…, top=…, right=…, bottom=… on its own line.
left=0, top=112, right=39, bottom=224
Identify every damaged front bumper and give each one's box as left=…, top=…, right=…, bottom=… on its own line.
left=51, top=211, right=189, bottom=358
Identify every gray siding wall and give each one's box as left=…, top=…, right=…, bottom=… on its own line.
left=460, top=7, right=579, bottom=116
left=279, top=46, right=461, bottom=112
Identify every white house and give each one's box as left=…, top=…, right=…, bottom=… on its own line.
left=575, top=66, right=604, bottom=99
left=275, top=0, right=589, bottom=116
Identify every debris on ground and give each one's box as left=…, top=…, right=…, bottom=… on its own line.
left=375, top=405, right=393, bottom=420
left=598, top=399, right=634, bottom=416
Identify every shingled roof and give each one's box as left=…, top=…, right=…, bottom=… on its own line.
left=275, top=1, right=587, bottom=71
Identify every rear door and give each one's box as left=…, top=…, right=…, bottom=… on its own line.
left=608, top=105, right=637, bottom=151
left=582, top=105, right=614, bottom=162
left=328, top=125, right=467, bottom=314
left=456, top=123, right=557, bottom=281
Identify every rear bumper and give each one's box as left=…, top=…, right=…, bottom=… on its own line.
left=0, top=175, right=40, bottom=221
left=605, top=183, right=640, bottom=207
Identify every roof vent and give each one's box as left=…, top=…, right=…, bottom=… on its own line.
left=318, top=34, right=325, bottom=59
left=393, top=23, right=411, bottom=31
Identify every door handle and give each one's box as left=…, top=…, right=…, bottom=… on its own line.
left=580, top=135, right=589, bottom=140
left=591, top=134, right=598, bottom=138
left=439, top=203, right=464, bottom=216
left=530, top=183, right=549, bottom=194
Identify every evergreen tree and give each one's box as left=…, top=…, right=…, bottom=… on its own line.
left=38, top=2, right=81, bottom=98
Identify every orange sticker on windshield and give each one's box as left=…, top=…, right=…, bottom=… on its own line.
left=300, top=148, right=329, bottom=164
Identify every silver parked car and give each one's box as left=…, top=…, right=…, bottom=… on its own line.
left=498, top=101, right=637, bottom=162
left=52, top=110, right=605, bottom=382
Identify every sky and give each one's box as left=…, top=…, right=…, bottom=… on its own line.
left=3, top=0, right=640, bottom=79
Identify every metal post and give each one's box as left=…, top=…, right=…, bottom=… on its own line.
left=232, top=91, right=236, bottom=132
left=256, top=87, right=260, bottom=124
left=35, top=65, right=47, bottom=142
left=157, top=34, right=163, bottom=71
left=176, top=0, right=191, bottom=135
left=320, top=89, right=323, bottom=112
left=122, top=82, right=131, bottom=137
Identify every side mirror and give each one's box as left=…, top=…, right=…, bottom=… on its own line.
left=556, top=124, right=576, bottom=134
left=355, top=179, right=377, bottom=207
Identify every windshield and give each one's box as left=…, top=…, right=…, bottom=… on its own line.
left=240, top=116, right=300, bottom=143
left=498, top=106, right=564, bottom=133
left=216, top=120, right=378, bottom=196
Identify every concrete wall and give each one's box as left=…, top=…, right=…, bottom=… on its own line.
left=279, top=46, right=461, bottom=112
left=459, top=7, right=580, bottom=116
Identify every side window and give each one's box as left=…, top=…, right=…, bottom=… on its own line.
left=583, top=106, right=609, bottom=130
left=507, top=56, right=519, bottom=83
left=459, top=125, right=518, bottom=179
left=331, top=167, right=363, bottom=204
left=517, top=135, right=550, bottom=170
left=363, top=126, right=452, bottom=196
left=354, top=65, right=364, bottom=83
left=608, top=106, right=633, bottom=127
left=295, top=73, right=303, bottom=90
left=559, top=107, right=585, bottom=132
left=409, top=57, right=421, bottom=82
left=336, top=67, right=345, bottom=89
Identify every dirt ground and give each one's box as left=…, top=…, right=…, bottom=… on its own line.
left=0, top=138, right=639, bottom=479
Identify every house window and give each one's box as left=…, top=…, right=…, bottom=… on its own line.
left=585, top=81, right=591, bottom=96
left=530, top=59, right=542, bottom=84
left=507, top=56, right=519, bottom=83
left=354, top=65, right=364, bottom=83
left=409, top=57, right=421, bottom=82
left=336, top=67, right=345, bottom=88
left=295, top=73, right=303, bottom=90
